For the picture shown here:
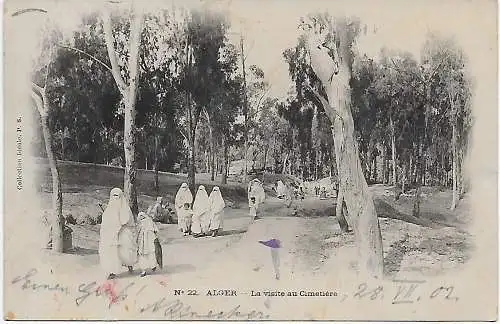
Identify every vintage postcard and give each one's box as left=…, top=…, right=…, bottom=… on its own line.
left=3, top=0, right=498, bottom=320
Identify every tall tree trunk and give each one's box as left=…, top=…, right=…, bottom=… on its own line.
left=263, top=146, right=268, bottom=171
left=42, top=115, right=64, bottom=252
left=240, top=36, right=249, bottom=182
left=186, top=94, right=197, bottom=196
left=382, top=142, right=387, bottom=184
left=103, top=9, right=143, bottom=218
left=402, top=162, right=407, bottom=193
left=450, top=122, right=458, bottom=210
left=221, top=137, right=228, bottom=184
left=188, top=135, right=196, bottom=196
left=39, top=110, right=64, bottom=253
left=207, top=117, right=215, bottom=181
left=409, top=155, right=413, bottom=186
left=390, top=117, right=397, bottom=185
left=306, top=23, right=383, bottom=278
left=123, top=15, right=143, bottom=218
left=282, top=152, right=289, bottom=174
left=31, top=82, right=64, bottom=252
left=335, top=182, right=350, bottom=232
left=154, top=134, right=159, bottom=197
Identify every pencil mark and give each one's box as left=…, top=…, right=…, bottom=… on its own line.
left=11, top=8, right=47, bottom=17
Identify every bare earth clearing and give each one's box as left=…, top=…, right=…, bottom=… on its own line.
left=36, top=160, right=472, bottom=278
left=11, top=159, right=473, bottom=319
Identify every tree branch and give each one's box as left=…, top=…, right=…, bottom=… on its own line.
left=57, top=44, right=113, bottom=73
left=102, top=10, right=128, bottom=93
left=126, top=8, right=144, bottom=106
left=31, top=82, right=44, bottom=96
left=30, top=90, right=46, bottom=117
left=179, top=126, right=189, bottom=144
left=307, top=83, right=343, bottom=122
left=43, top=47, right=53, bottom=89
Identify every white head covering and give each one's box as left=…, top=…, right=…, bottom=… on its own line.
left=138, top=211, right=156, bottom=231
left=248, top=179, right=266, bottom=205
left=101, top=188, right=134, bottom=231
left=193, top=185, right=210, bottom=215
left=175, top=183, right=193, bottom=209
left=209, top=186, right=225, bottom=214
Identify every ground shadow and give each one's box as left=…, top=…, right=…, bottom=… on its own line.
left=418, top=211, right=467, bottom=229
left=218, top=229, right=247, bottom=236
left=114, top=264, right=197, bottom=279
left=67, top=246, right=98, bottom=255
left=374, top=199, right=443, bottom=228
left=383, top=234, right=410, bottom=276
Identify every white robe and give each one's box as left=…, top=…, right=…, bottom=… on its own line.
left=248, top=179, right=265, bottom=209
left=99, top=188, right=138, bottom=275
left=208, top=187, right=225, bottom=231
left=276, top=180, right=287, bottom=198
left=175, top=183, right=193, bottom=232
left=192, top=186, right=210, bottom=234
left=137, top=214, right=159, bottom=270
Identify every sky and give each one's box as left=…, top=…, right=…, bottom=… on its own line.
left=4, top=0, right=496, bottom=101
left=214, top=0, right=497, bottom=99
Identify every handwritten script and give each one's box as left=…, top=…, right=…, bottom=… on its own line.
left=9, top=268, right=461, bottom=319
left=11, top=268, right=70, bottom=295
left=340, top=279, right=459, bottom=304
left=139, top=298, right=270, bottom=320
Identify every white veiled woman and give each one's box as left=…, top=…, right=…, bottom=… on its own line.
left=276, top=180, right=287, bottom=199
left=248, top=179, right=266, bottom=207
left=99, top=188, right=138, bottom=279
left=208, top=186, right=225, bottom=237
left=248, top=179, right=266, bottom=219
left=192, top=185, right=210, bottom=237
left=175, top=183, right=193, bottom=234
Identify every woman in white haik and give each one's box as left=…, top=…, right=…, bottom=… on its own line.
left=99, top=188, right=138, bottom=279
left=248, top=179, right=266, bottom=220
left=208, top=186, right=225, bottom=237
left=175, top=183, right=193, bottom=235
left=191, top=185, right=210, bottom=238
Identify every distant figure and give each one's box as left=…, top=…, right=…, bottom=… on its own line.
left=137, top=212, right=160, bottom=277
left=208, top=186, right=225, bottom=237
left=248, top=179, right=266, bottom=219
left=332, top=180, right=339, bottom=198
left=148, top=197, right=174, bottom=224
left=175, top=183, right=193, bottom=235
left=192, top=185, right=211, bottom=238
left=99, top=188, right=138, bottom=280
left=319, top=187, right=327, bottom=199
left=249, top=196, right=257, bottom=221
left=276, top=180, right=287, bottom=199
left=314, top=186, right=320, bottom=196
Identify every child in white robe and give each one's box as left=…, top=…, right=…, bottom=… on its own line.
left=178, top=202, right=193, bottom=236
left=137, top=212, right=160, bottom=277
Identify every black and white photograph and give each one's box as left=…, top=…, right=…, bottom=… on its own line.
left=3, top=0, right=498, bottom=320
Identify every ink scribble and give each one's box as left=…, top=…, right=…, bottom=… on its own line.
left=11, top=8, right=47, bottom=17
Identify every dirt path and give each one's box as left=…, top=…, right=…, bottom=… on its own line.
left=5, top=188, right=473, bottom=320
